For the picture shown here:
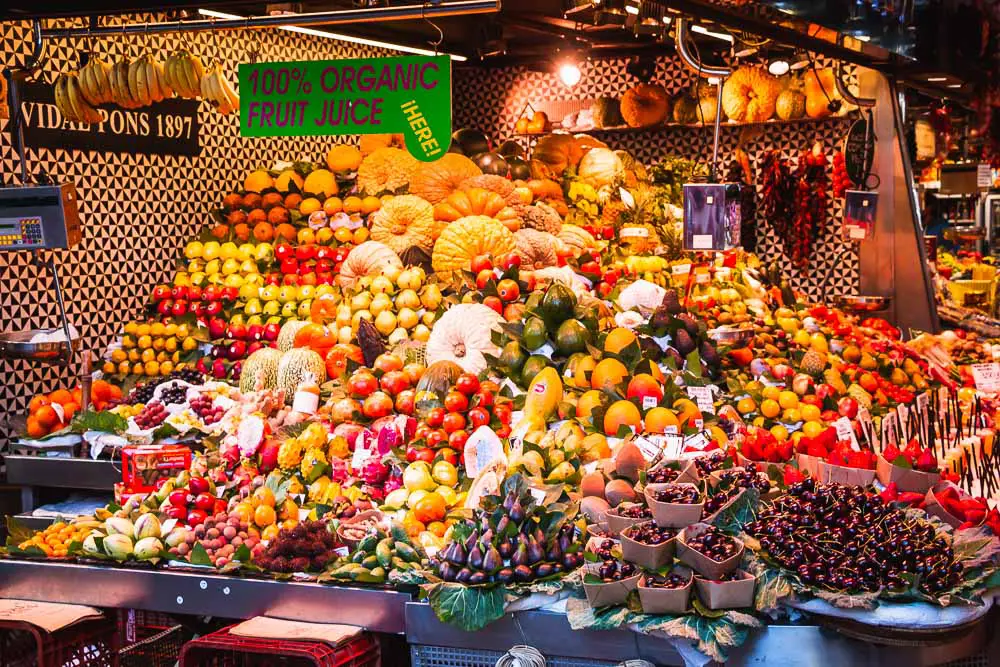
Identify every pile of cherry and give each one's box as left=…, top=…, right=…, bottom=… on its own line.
left=746, top=480, right=964, bottom=595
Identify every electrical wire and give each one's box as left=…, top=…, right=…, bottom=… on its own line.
left=495, top=645, right=546, bottom=667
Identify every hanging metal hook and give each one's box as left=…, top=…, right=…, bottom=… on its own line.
left=246, top=17, right=262, bottom=64
left=421, top=2, right=444, bottom=56
left=25, top=18, right=45, bottom=73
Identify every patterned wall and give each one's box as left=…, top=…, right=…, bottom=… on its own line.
left=0, top=17, right=395, bottom=441
left=452, top=56, right=858, bottom=299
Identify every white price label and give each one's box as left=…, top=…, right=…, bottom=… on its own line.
left=714, top=267, right=732, bottom=281
left=663, top=434, right=685, bottom=459
left=977, top=163, right=992, bottom=188
left=916, top=391, right=931, bottom=417
left=620, top=227, right=649, bottom=238
left=833, top=416, right=859, bottom=451
left=882, top=410, right=898, bottom=447
left=971, top=363, right=1000, bottom=393
left=351, top=440, right=374, bottom=470
left=664, top=425, right=679, bottom=435
left=683, top=432, right=711, bottom=452
left=694, top=272, right=712, bottom=284
left=528, top=487, right=547, bottom=504
left=642, top=395, right=659, bottom=410
left=692, top=234, right=713, bottom=250
left=672, top=263, right=692, bottom=276
left=687, top=386, right=715, bottom=414
left=634, top=435, right=665, bottom=462
left=533, top=342, right=556, bottom=359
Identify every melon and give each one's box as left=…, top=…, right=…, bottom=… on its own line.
left=276, top=349, right=327, bottom=401
left=240, top=348, right=283, bottom=394
left=277, top=320, right=310, bottom=352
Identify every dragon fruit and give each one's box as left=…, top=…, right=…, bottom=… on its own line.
left=329, top=458, right=349, bottom=483
left=361, top=459, right=390, bottom=485
left=383, top=473, right=403, bottom=494
left=377, top=425, right=400, bottom=454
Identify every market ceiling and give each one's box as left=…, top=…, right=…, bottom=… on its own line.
left=0, top=0, right=988, bottom=97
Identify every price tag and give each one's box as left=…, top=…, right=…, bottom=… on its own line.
left=634, top=435, right=665, bottom=462
left=642, top=396, right=659, bottom=410
left=333, top=546, right=350, bottom=558
left=464, top=426, right=505, bottom=480
left=692, top=235, right=713, bottom=250
left=582, top=460, right=600, bottom=475
left=663, top=434, right=685, bottom=459
left=664, top=425, right=679, bottom=435
left=351, top=435, right=375, bottom=470
left=882, top=410, right=898, bottom=447
left=833, top=416, right=859, bottom=451
left=672, top=263, right=691, bottom=276
left=687, top=386, right=715, bottom=414
left=694, top=418, right=704, bottom=430
left=971, top=363, right=1000, bottom=392
left=508, top=435, right=523, bottom=461
left=857, top=407, right=874, bottom=445
left=916, top=391, right=931, bottom=417
left=694, top=272, right=712, bottom=284
left=897, top=404, right=909, bottom=434
left=528, top=487, right=547, bottom=504
left=620, top=227, right=649, bottom=238
left=714, top=267, right=732, bottom=281
left=938, top=386, right=951, bottom=416
left=977, top=163, right=993, bottom=188
left=533, top=342, right=556, bottom=359
left=683, top=432, right=712, bottom=452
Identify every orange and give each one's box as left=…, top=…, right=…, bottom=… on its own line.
left=591, top=358, right=629, bottom=391
left=274, top=169, right=304, bottom=194
left=333, top=227, right=353, bottom=244
left=233, top=223, right=250, bottom=241
left=626, top=374, right=663, bottom=404
left=401, top=512, right=425, bottom=538
left=29, top=395, right=50, bottom=414
left=49, top=389, right=72, bottom=405
left=261, top=524, right=279, bottom=541
left=323, top=197, right=344, bottom=216
left=762, top=386, right=781, bottom=401
left=210, top=224, right=230, bottom=240
left=252, top=486, right=276, bottom=507
left=352, top=227, right=369, bottom=244
left=25, top=416, right=45, bottom=439
left=61, top=402, right=80, bottom=421
left=253, top=504, right=277, bottom=527
left=760, top=399, right=781, bottom=419
left=576, top=390, right=604, bottom=419
left=299, top=197, right=322, bottom=216
left=604, top=327, right=637, bottom=355
left=91, top=379, right=112, bottom=402
left=572, top=355, right=596, bottom=388
left=603, top=399, right=642, bottom=436
left=243, top=170, right=274, bottom=193
left=297, top=228, right=315, bottom=245
left=253, top=222, right=274, bottom=242
left=35, top=405, right=59, bottom=429
left=802, top=421, right=825, bottom=438
left=427, top=521, right=447, bottom=538
left=671, top=398, right=702, bottom=428
left=342, top=196, right=363, bottom=214
left=635, top=358, right=666, bottom=383
left=275, top=223, right=296, bottom=242
left=412, top=492, right=447, bottom=523
left=800, top=404, right=821, bottom=422
left=778, top=391, right=799, bottom=410
left=643, top=407, right=680, bottom=434
left=360, top=196, right=382, bottom=215
left=303, top=169, right=338, bottom=198
left=326, top=145, right=362, bottom=172
left=770, top=424, right=789, bottom=442
left=736, top=397, right=757, bottom=415
left=284, top=193, right=303, bottom=210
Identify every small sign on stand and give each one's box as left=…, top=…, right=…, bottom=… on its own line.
left=842, top=190, right=878, bottom=241
left=682, top=183, right=741, bottom=251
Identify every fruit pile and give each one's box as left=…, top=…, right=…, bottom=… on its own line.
left=326, top=530, right=426, bottom=584
left=746, top=480, right=963, bottom=594
left=17, top=519, right=97, bottom=557
left=186, top=510, right=266, bottom=567
left=25, top=380, right=122, bottom=439
left=254, top=521, right=342, bottom=573
left=103, top=320, right=198, bottom=378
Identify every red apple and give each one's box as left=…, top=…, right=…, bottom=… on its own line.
left=837, top=397, right=859, bottom=419
left=470, top=254, right=493, bottom=273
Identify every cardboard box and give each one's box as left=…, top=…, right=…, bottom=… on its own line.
left=638, top=568, right=693, bottom=614
left=645, top=459, right=700, bottom=486
left=676, top=523, right=744, bottom=579
left=583, top=571, right=642, bottom=608
left=605, top=504, right=653, bottom=536
left=876, top=455, right=940, bottom=493
left=796, top=453, right=823, bottom=478
left=620, top=520, right=677, bottom=570
left=818, top=461, right=876, bottom=486
left=923, top=482, right=971, bottom=528
left=644, top=483, right=704, bottom=528
left=122, top=444, right=191, bottom=494
left=700, top=487, right=747, bottom=525
left=695, top=570, right=756, bottom=610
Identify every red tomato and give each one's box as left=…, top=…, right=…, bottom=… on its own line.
left=444, top=391, right=469, bottom=413
left=426, top=429, right=447, bottom=448
left=455, top=374, right=480, bottom=396
left=426, top=407, right=446, bottom=428
left=493, top=402, right=513, bottom=425
left=448, top=429, right=469, bottom=449
left=473, top=390, right=494, bottom=410
left=442, top=412, right=467, bottom=434
left=468, top=407, right=491, bottom=429
left=416, top=448, right=436, bottom=464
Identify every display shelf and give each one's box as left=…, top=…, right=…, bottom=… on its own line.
left=9, top=514, right=58, bottom=530
left=0, top=560, right=409, bottom=634
left=405, top=603, right=993, bottom=667
left=5, top=456, right=119, bottom=491
left=513, top=112, right=858, bottom=138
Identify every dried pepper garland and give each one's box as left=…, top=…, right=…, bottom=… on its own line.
left=759, top=150, right=794, bottom=248
left=760, top=146, right=831, bottom=272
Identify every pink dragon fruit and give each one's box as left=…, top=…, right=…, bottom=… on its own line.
left=383, top=473, right=403, bottom=494
left=377, top=425, right=400, bottom=455
left=361, top=459, right=390, bottom=485
left=329, top=458, right=349, bottom=483
left=363, top=484, right=386, bottom=502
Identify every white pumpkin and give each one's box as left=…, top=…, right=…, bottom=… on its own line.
left=425, top=303, right=502, bottom=374
left=577, top=147, right=624, bottom=189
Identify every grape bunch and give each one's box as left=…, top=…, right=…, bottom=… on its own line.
left=158, top=381, right=188, bottom=406
left=254, top=521, right=341, bottom=573
left=190, top=393, right=224, bottom=425
left=127, top=378, right=166, bottom=405
left=134, top=401, right=168, bottom=429
left=170, top=367, right=204, bottom=385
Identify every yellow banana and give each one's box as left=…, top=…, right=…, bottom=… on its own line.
left=91, top=58, right=113, bottom=104
left=153, top=58, right=172, bottom=99
left=77, top=64, right=97, bottom=106
left=66, top=74, right=100, bottom=124
left=63, top=73, right=85, bottom=121
left=180, top=54, right=201, bottom=99
left=111, top=59, right=132, bottom=108
left=200, top=66, right=216, bottom=104
left=163, top=54, right=179, bottom=95
left=129, top=56, right=148, bottom=106
left=145, top=57, right=162, bottom=103
left=53, top=74, right=76, bottom=122
left=216, top=67, right=240, bottom=114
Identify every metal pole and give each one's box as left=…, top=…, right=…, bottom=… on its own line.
left=673, top=17, right=730, bottom=78
left=40, top=0, right=499, bottom=39
left=711, top=81, right=723, bottom=181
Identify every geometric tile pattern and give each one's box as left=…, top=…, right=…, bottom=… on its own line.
left=453, top=54, right=859, bottom=300
left=0, top=16, right=394, bottom=442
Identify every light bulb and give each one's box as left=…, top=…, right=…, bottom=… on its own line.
left=558, top=62, right=582, bottom=87
left=768, top=59, right=790, bottom=76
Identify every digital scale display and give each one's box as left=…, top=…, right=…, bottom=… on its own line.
left=0, top=216, right=44, bottom=248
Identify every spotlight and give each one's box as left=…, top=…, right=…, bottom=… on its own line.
left=557, top=60, right=582, bottom=87
left=734, top=46, right=758, bottom=58
left=624, top=0, right=640, bottom=15
left=690, top=24, right=733, bottom=43
left=789, top=53, right=809, bottom=71
left=767, top=58, right=790, bottom=76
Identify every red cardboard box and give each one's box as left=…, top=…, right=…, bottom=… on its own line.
left=122, top=444, right=191, bottom=494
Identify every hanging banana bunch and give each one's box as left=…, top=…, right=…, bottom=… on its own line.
left=77, top=54, right=113, bottom=106
left=54, top=71, right=103, bottom=124
left=163, top=50, right=205, bottom=100
left=200, top=63, right=240, bottom=116
left=108, top=55, right=141, bottom=109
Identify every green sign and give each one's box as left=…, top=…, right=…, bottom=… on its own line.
left=238, top=55, right=452, bottom=161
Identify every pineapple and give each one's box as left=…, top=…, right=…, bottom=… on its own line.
left=847, top=384, right=873, bottom=410
left=277, top=438, right=304, bottom=470
left=823, top=368, right=847, bottom=395
left=800, top=350, right=828, bottom=378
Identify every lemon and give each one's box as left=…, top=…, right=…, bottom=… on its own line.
left=175, top=324, right=190, bottom=338
left=277, top=285, right=298, bottom=304
left=770, top=424, right=789, bottom=442
left=202, top=241, right=221, bottom=261
left=263, top=301, right=281, bottom=316
left=182, top=337, right=198, bottom=351
left=802, top=421, right=825, bottom=438
left=760, top=399, right=781, bottom=419
left=221, top=258, right=241, bottom=276
left=800, top=404, right=821, bottom=422
left=102, top=361, right=116, bottom=375
left=123, top=321, right=139, bottom=335
left=137, top=334, right=152, bottom=350
left=240, top=284, right=259, bottom=300
left=239, top=260, right=258, bottom=276
left=297, top=285, right=316, bottom=301
left=782, top=408, right=802, bottom=424
left=163, top=323, right=177, bottom=337
left=260, top=285, right=280, bottom=302
left=237, top=243, right=256, bottom=262
left=204, top=259, right=221, bottom=276
left=762, top=385, right=781, bottom=400
left=778, top=391, right=799, bottom=410
left=110, top=349, right=127, bottom=363
left=219, top=242, right=239, bottom=260
left=315, top=284, right=335, bottom=297
left=150, top=322, right=165, bottom=337
left=152, top=337, right=164, bottom=351
left=136, top=323, right=151, bottom=337
left=184, top=241, right=204, bottom=260
left=297, top=300, right=313, bottom=319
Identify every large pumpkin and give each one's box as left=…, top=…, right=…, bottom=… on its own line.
left=722, top=66, right=780, bottom=122
left=621, top=83, right=671, bottom=128
left=369, top=194, right=441, bottom=254
left=409, top=153, right=482, bottom=204
left=776, top=88, right=806, bottom=120
left=425, top=303, right=502, bottom=375
left=531, top=134, right=584, bottom=175
left=431, top=215, right=516, bottom=277
left=337, top=241, right=402, bottom=287
left=433, top=188, right=521, bottom=231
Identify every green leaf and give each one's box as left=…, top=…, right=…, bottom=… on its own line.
left=566, top=597, right=645, bottom=631
left=188, top=542, right=213, bottom=567
left=70, top=410, right=128, bottom=435
left=5, top=517, right=35, bottom=546
left=692, top=597, right=726, bottom=618
left=685, top=350, right=703, bottom=378
left=709, top=488, right=759, bottom=533
left=426, top=583, right=505, bottom=632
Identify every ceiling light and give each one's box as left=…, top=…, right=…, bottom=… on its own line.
left=947, top=84, right=962, bottom=88
left=707, top=77, right=721, bottom=85
left=767, top=58, right=790, bottom=76
left=734, top=46, right=758, bottom=58
left=690, top=25, right=733, bottom=43
left=557, top=59, right=582, bottom=87
left=927, top=76, right=947, bottom=82
left=855, top=34, right=871, bottom=42
left=661, top=16, right=672, bottom=24
left=624, top=3, right=640, bottom=15
left=789, top=53, right=809, bottom=71
left=198, top=8, right=467, bottom=61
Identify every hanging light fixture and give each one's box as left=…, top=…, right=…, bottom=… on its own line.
left=767, top=57, right=790, bottom=76
left=555, top=53, right=583, bottom=87
left=789, top=52, right=809, bottom=71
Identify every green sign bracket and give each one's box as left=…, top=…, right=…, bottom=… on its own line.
left=238, top=55, right=452, bottom=161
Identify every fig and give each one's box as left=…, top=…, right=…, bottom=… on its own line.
left=512, top=542, right=528, bottom=567
left=513, top=564, right=533, bottom=582
left=468, top=571, right=487, bottom=585
left=455, top=567, right=473, bottom=584
left=468, top=543, right=484, bottom=570
left=439, top=562, right=458, bottom=582
left=483, top=546, right=502, bottom=574
left=535, top=562, right=554, bottom=578
left=525, top=536, right=544, bottom=565
left=498, top=539, right=514, bottom=560
left=509, top=500, right=525, bottom=523
left=446, top=542, right=467, bottom=567
left=496, top=567, right=514, bottom=584
left=546, top=544, right=563, bottom=562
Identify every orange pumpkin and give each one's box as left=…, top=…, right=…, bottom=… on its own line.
left=294, top=323, right=337, bottom=358
left=525, top=179, right=564, bottom=201
left=409, top=153, right=482, bottom=204
left=310, top=293, right=340, bottom=325
left=621, top=83, right=671, bottom=128
left=433, top=188, right=521, bottom=231
left=325, top=343, right=364, bottom=379
left=803, top=68, right=840, bottom=119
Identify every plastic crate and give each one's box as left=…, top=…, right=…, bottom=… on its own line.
left=180, top=625, right=380, bottom=667
left=410, top=644, right=619, bottom=667
left=0, top=617, right=118, bottom=667
left=117, top=608, right=178, bottom=645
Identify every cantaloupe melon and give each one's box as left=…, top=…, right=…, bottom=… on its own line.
left=276, top=349, right=327, bottom=401
left=277, top=320, right=310, bottom=352
left=240, top=348, right=283, bottom=394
